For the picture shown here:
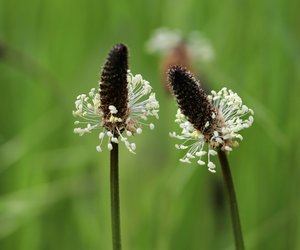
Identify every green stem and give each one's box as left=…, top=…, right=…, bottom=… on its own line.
left=218, top=150, right=245, bottom=250
left=110, top=142, right=122, bottom=250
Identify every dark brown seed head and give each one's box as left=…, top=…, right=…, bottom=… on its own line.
left=100, top=43, right=129, bottom=131
left=168, top=66, right=218, bottom=138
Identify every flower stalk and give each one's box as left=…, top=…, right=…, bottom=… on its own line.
left=218, top=150, right=245, bottom=250
left=110, top=142, right=122, bottom=250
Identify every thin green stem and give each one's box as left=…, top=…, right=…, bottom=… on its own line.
left=110, top=142, right=122, bottom=250
left=218, top=150, right=245, bottom=250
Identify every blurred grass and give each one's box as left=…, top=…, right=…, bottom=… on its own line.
left=0, top=0, right=299, bottom=249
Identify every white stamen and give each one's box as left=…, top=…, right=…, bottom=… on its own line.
left=96, top=146, right=102, bottom=152
left=108, top=143, right=113, bottom=150
left=109, top=105, right=118, bottom=114
left=111, top=137, right=119, bottom=143
left=149, top=123, right=155, bottom=130
left=197, top=160, right=205, bottom=165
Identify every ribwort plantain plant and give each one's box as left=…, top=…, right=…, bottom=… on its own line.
left=168, top=66, right=254, bottom=249
left=73, top=44, right=159, bottom=250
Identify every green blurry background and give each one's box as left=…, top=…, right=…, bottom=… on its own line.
left=0, top=0, right=299, bottom=249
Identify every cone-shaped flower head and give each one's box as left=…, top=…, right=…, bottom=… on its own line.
left=73, top=43, right=159, bottom=153
left=168, top=66, right=254, bottom=173
left=100, top=44, right=129, bottom=131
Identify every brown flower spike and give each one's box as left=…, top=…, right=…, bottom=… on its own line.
left=100, top=43, right=129, bottom=132
left=168, top=66, right=219, bottom=139
left=73, top=43, right=159, bottom=153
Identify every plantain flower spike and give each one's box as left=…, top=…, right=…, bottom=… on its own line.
left=168, top=66, right=254, bottom=173
left=73, top=44, right=159, bottom=153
